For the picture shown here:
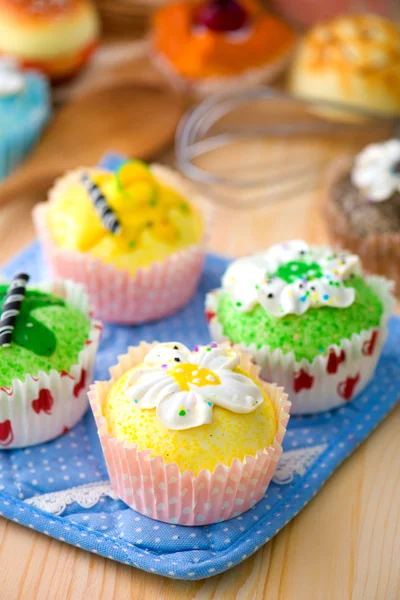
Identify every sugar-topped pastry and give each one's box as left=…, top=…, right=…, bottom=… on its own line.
left=90, top=341, right=289, bottom=525
left=288, top=14, right=400, bottom=117
left=151, top=0, right=295, bottom=95
left=206, top=240, right=394, bottom=414
left=33, top=161, right=207, bottom=324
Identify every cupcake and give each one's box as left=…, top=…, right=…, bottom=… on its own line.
left=89, top=341, right=289, bottom=525
left=288, top=14, right=400, bottom=119
left=206, top=240, right=394, bottom=414
left=325, top=140, right=400, bottom=292
left=0, top=0, right=99, bottom=81
left=33, top=160, right=208, bottom=324
left=0, top=57, right=50, bottom=180
left=0, top=273, right=102, bottom=448
left=151, top=0, right=295, bottom=96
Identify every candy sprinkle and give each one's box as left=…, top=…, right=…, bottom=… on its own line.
left=179, top=407, right=186, bottom=417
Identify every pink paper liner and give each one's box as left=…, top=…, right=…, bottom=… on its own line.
left=33, top=165, right=210, bottom=324
left=0, top=280, right=102, bottom=449
left=89, top=341, right=290, bottom=526
left=206, top=276, right=395, bottom=414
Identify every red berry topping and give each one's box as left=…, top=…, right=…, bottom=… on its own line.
left=194, top=0, right=248, bottom=32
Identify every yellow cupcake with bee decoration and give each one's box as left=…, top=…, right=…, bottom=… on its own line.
left=33, top=161, right=208, bottom=324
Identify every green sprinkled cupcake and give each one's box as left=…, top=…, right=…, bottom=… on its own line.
left=206, top=240, right=394, bottom=414
left=0, top=274, right=102, bottom=448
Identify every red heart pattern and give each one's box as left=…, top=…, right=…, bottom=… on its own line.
left=32, top=389, right=54, bottom=415
left=362, top=330, right=379, bottom=357
left=337, top=374, right=360, bottom=401
left=74, top=369, right=87, bottom=398
left=294, top=369, right=315, bottom=393
left=327, top=349, right=346, bottom=374
left=0, top=419, right=14, bottom=446
left=206, top=310, right=216, bottom=324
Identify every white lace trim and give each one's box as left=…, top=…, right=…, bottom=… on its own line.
left=272, top=444, right=328, bottom=485
left=24, top=481, right=118, bottom=515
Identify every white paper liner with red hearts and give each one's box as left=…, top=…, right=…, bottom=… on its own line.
left=0, top=280, right=102, bottom=449
left=89, top=342, right=290, bottom=526
left=206, top=276, right=395, bottom=415
left=33, top=165, right=211, bottom=324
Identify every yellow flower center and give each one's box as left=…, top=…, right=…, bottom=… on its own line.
left=169, top=363, right=221, bottom=391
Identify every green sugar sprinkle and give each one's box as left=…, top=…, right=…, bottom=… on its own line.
left=272, top=260, right=323, bottom=284
left=216, top=276, right=383, bottom=362
left=0, top=288, right=91, bottom=388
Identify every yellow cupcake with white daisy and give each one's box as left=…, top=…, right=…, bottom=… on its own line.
left=90, top=341, right=290, bottom=525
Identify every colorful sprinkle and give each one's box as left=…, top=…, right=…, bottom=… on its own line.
left=210, top=342, right=218, bottom=348
left=178, top=408, right=186, bottom=417
left=207, top=401, right=213, bottom=407
left=161, top=364, right=168, bottom=369
left=323, top=294, right=329, bottom=300
left=193, top=346, right=199, bottom=352
left=236, top=301, right=242, bottom=307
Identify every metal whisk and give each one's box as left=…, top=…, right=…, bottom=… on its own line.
left=176, top=87, right=396, bottom=209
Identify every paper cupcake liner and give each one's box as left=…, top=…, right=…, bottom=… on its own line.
left=150, top=44, right=294, bottom=98
left=33, top=165, right=211, bottom=324
left=89, top=342, right=290, bottom=526
left=206, top=276, right=394, bottom=415
left=0, top=280, right=102, bottom=449
left=324, top=156, right=400, bottom=295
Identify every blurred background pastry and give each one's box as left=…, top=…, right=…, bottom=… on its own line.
left=325, top=139, right=400, bottom=293
left=150, top=0, right=295, bottom=95
left=288, top=14, right=400, bottom=118
left=0, top=57, right=50, bottom=180
left=0, top=0, right=100, bottom=81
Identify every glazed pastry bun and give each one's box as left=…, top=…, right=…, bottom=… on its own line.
left=0, top=0, right=100, bottom=80
left=288, top=14, right=400, bottom=118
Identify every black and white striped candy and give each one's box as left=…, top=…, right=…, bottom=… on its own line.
left=0, top=272, right=29, bottom=347
left=81, top=172, right=121, bottom=235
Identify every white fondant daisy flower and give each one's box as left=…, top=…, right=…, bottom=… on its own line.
left=124, top=342, right=264, bottom=430
left=222, top=240, right=361, bottom=317
left=351, top=139, right=400, bottom=202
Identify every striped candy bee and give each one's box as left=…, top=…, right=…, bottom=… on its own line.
left=0, top=272, right=29, bottom=347
left=81, top=172, right=121, bottom=235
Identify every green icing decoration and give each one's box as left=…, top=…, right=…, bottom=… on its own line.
left=272, top=260, right=323, bottom=283
left=0, top=287, right=65, bottom=357
left=217, top=276, right=383, bottom=362
left=0, top=288, right=91, bottom=388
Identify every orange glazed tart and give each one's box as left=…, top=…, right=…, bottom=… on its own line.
left=0, top=0, right=100, bottom=81
left=151, top=0, right=295, bottom=95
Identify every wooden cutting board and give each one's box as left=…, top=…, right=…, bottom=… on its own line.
left=0, top=80, right=186, bottom=205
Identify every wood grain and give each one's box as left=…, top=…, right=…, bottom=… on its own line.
left=0, top=45, right=400, bottom=600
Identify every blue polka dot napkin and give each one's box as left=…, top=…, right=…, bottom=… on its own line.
left=0, top=240, right=399, bottom=580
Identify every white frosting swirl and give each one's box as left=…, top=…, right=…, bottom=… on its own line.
left=222, top=240, right=361, bottom=317
left=0, top=58, right=25, bottom=97
left=351, top=139, right=400, bottom=202
left=124, top=342, right=264, bottom=430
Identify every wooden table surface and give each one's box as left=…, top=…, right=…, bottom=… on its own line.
left=1, top=45, right=400, bottom=600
